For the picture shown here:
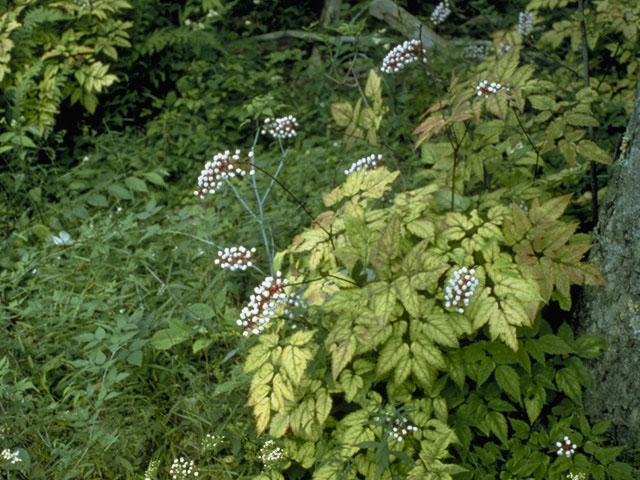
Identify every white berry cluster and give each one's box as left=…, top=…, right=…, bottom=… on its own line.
left=518, top=11, right=534, bottom=36
left=444, top=267, right=479, bottom=313
left=566, top=473, right=586, bottom=480
left=169, top=457, right=199, bottom=479
left=497, top=43, right=512, bottom=56
left=194, top=150, right=254, bottom=199
left=1, top=448, right=21, bottom=465
left=556, top=436, right=577, bottom=457
left=430, top=1, right=451, bottom=26
left=376, top=413, right=418, bottom=442
left=463, top=43, right=491, bottom=60
left=344, top=154, right=383, bottom=176
left=381, top=39, right=426, bottom=73
left=215, top=246, right=256, bottom=271
left=509, top=199, right=529, bottom=215
left=258, top=439, right=284, bottom=467
left=238, top=271, right=302, bottom=336
left=476, top=80, right=504, bottom=99
left=262, top=115, right=298, bottom=139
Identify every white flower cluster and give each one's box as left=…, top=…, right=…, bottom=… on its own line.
left=258, top=439, right=284, bottom=467
left=430, top=1, right=451, bottom=26
left=262, top=115, right=298, bottom=139
left=215, top=246, right=256, bottom=271
left=566, top=473, right=586, bottom=480
left=238, top=271, right=302, bottom=336
left=518, top=11, right=534, bottom=36
left=463, top=43, right=491, bottom=60
left=169, top=457, right=199, bottom=479
left=143, top=459, right=159, bottom=480
left=381, top=39, right=426, bottom=73
left=444, top=267, right=479, bottom=313
left=556, top=436, right=577, bottom=457
left=194, top=150, right=254, bottom=199
left=202, top=433, right=222, bottom=451
left=376, top=414, right=418, bottom=442
left=1, top=449, right=21, bottom=465
left=476, top=80, right=504, bottom=99
left=344, top=154, right=383, bottom=176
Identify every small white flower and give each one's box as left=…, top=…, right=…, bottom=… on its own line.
left=51, top=231, right=74, bottom=246
left=0, top=448, right=21, bottom=464
left=556, top=436, right=577, bottom=457
left=169, top=457, right=199, bottom=479
left=258, top=439, right=284, bottom=467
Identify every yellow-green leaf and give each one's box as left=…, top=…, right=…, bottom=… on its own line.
left=282, top=345, right=313, bottom=385
left=331, top=101, right=353, bottom=127
left=393, top=276, right=422, bottom=318
left=269, top=412, right=290, bottom=438
left=577, top=139, right=612, bottom=165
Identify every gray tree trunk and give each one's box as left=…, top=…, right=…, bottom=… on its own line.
left=576, top=78, right=640, bottom=447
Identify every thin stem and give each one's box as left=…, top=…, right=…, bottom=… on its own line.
left=249, top=127, right=274, bottom=275
left=511, top=106, right=542, bottom=179
left=578, top=0, right=598, bottom=225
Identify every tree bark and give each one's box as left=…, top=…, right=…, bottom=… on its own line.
left=576, top=77, right=640, bottom=447
left=369, top=0, right=446, bottom=49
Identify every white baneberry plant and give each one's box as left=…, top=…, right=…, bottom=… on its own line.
left=344, top=153, right=383, bottom=176
left=194, top=149, right=254, bottom=199
left=237, top=271, right=302, bottom=336
left=430, top=1, right=451, bottom=26
left=261, top=115, right=298, bottom=139
left=215, top=246, right=256, bottom=271
left=518, top=11, right=534, bottom=36
left=381, top=39, right=426, bottom=73
left=444, top=267, right=479, bottom=313
left=476, top=80, right=503, bottom=99
left=375, top=413, right=418, bottom=442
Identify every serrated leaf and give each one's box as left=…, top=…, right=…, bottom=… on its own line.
left=282, top=345, right=313, bottom=385
left=407, top=218, right=435, bottom=240
left=316, top=388, right=332, bottom=425
left=289, top=330, right=316, bottom=346
left=124, top=176, right=148, bottom=192
left=423, top=314, right=459, bottom=348
left=187, top=303, right=215, bottom=320
left=328, top=331, right=357, bottom=379
left=255, top=398, right=271, bottom=434
left=393, top=276, right=422, bottom=318
left=331, top=101, right=353, bottom=127
left=524, top=383, right=545, bottom=423
left=107, top=183, right=132, bottom=200
left=340, top=369, right=364, bottom=402
left=376, top=336, right=405, bottom=378
left=485, top=411, right=508, bottom=443
left=577, top=139, right=612, bottom=165
left=573, top=335, right=606, bottom=358
left=269, top=412, right=290, bottom=438
left=565, top=112, right=599, bottom=127
left=495, top=364, right=521, bottom=403
left=556, top=367, right=582, bottom=405
left=537, top=334, right=574, bottom=354
left=411, top=337, right=446, bottom=370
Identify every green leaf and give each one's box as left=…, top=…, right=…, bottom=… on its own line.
left=476, top=356, right=495, bottom=387
left=393, top=276, right=422, bottom=318
left=524, top=383, right=545, bottom=423
left=495, top=364, right=521, bottom=403
left=573, top=335, right=606, bottom=358
left=149, top=319, right=191, bottom=350
left=411, top=337, right=446, bottom=370
left=107, top=183, right=132, bottom=200
left=340, top=369, right=364, bottom=402
left=565, top=112, right=599, bottom=127
left=331, top=101, right=353, bottom=127
left=556, top=367, right=582, bottom=405
left=290, top=330, right=316, bottom=346
left=187, top=303, right=215, bottom=320
left=192, top=338, right=212, bottom=353
left=577, top=139, right=612, bottom=165
left=269, top=412, right=290, bottom=438
left=316, top=388, right=332, bottom=425
left=282, top=345, right=313, bottom=385
left=124, top=176, right=148, bottom=192
left=328, top=331, right=357, bottom=379
left=484, top=411, right=508, bottom=443
left=423, top=314, right=459, bottom=348
left=406, top=218, right=435, bottom=240
left=537, top=334, right=574, bottom=354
